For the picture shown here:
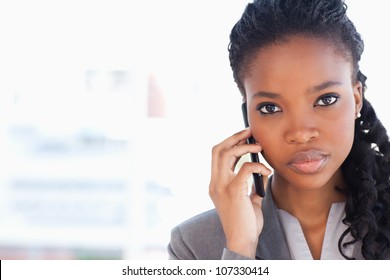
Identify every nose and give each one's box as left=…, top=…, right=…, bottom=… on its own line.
left=285, top=114, right=320, bottom=144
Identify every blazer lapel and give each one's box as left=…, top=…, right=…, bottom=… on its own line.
left=256, top=179, right=292, bottom=260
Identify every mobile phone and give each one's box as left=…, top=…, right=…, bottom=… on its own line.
left=241, top=102, right=265, bottom=197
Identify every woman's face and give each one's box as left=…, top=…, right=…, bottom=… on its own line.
left=243, top=36, right=362, bottom=190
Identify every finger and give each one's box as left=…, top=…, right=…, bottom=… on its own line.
left=212, top=139, right=249, bottom=169
left=211, top=161, right=267, bottom=198
left=211, top=129, right=258, bottom=178
left=215, top=128, right=252, bottom=152
left=250, top=189, right=263, bottom=207
left=231, top=162, right=271, bottom=189
left=220, top=144, right=263, bottom=172
left=225, top=128, right=253, bottom=147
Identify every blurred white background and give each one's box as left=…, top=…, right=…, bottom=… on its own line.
left=0, top=0, right=388, bottom=259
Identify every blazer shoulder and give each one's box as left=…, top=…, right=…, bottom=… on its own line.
left=177, top=209, right=222, bottom=231
left=168, top=209, right=226, bottom=260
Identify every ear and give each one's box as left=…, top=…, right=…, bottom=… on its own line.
left=353, top=81, right=363, bottom=117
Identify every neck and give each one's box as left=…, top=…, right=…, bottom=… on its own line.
left=271, top=171, right=346, bottom=224
left=271, top=171, right=347, bottom=260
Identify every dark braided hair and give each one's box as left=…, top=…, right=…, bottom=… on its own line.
left=229, top=0, right=390, bottom=259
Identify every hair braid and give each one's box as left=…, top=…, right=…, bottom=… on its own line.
left=341, top=74, right=390, bottom=259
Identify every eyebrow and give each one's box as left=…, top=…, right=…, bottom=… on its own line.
left=251, top=80, right=343, bottom=100
left=309, top=80, right=343, bottom=94
left=251, top=91, right=281, bottom=100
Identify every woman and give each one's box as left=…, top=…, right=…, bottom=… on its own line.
left=168, top=0, right=390, bottom=260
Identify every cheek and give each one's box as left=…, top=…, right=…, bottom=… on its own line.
left=251, top=119, right=276, bottom=145
left=251, top=124, right=282, bottom=167
left=331, top=98, right=357, bottom=148
left=331, top=114, right=356, bottom=156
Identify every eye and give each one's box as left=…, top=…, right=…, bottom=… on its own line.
left=315, top=94, right=340, bottom=106
left=257, top=103, right=282, bottom=115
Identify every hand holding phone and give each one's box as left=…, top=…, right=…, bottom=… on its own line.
left=241, top=102, right=265, bottom=197
left=209, top=116, right=269, bottom=258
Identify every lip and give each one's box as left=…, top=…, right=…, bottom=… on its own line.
left=287, top=150, right=328, bottom=174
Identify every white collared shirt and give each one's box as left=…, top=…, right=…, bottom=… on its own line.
left=277, top=202, right=356, bottom=259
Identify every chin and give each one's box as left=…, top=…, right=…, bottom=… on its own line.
left=275, top=169, right=340, bottom=192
